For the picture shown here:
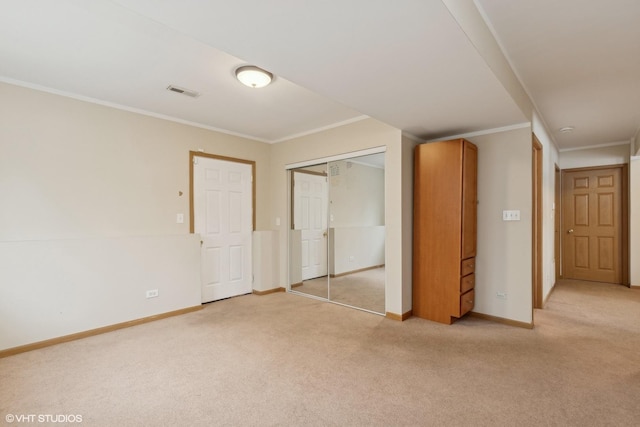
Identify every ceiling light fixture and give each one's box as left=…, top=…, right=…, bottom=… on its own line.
left=559, top=126, right=575, bottom=133
left=235, top=66, right=273, bottom=88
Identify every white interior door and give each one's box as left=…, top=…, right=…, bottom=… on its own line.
left=194, top=156, right=253, bottom=303
left=293, top=171, right=328, bottom=280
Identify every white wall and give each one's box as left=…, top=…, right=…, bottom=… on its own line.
left=329, top=160, right=384, bottom=227
left=330, top=226, right=385, bottom=275
left=253, top=231, right=279, bottom=291
left=0, top=82, right=271, bottom=351
left=270, top=119, right=411, bottom=316
left=328, top=160, right=385, bottom=276
left=0, top=235, right=200, bottom=350
left=468, top=127, right=533, bottom=324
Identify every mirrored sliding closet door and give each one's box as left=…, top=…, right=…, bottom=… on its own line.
left=288, top=151, right=386, bottom=315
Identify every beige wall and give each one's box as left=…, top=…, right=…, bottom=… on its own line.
left=269, top=119, right=411, bottom=315
left=630, top=133, right=639, bottom=286
left=0, top=82, right=271, bottom=351
left=1, top=78, right=580, bottom=348
left=468, top=127, right=533, bottom=324
left=559, top=144, right=630, bottom=170
left=441, top=0, right=533, bottom=120
left=533, top=113, right=560, bottom=301
left=631, top=157, right=640, bottom=286
left=0, top=82, right=272, bottom=240
left=401, top=135, right=419, bottom=313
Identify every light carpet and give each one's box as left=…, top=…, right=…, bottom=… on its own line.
left=1, top=280, right=639, bottom=426
left=293, top=267, right=385, bottom=313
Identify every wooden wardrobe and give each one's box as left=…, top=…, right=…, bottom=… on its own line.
left=413, top=138, right=477, bottom=324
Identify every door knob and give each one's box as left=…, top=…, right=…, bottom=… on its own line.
left=323, top=231, right=328, bottom=237
left=568, top=229, right=574, bottom=234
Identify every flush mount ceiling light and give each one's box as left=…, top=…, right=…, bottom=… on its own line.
left=235, top=65, right=273, bottom=88
left=559, top=126, right=575, bottom=133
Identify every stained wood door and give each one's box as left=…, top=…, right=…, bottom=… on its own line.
left=194, top=156, right=253, bottom=302
left=562, top=167, right=621, bottom=283
left=461, top=140, right=477, bottom=260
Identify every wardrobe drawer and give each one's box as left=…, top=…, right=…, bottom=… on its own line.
left=460, top=273, right=475, bottom=294
left=461, top=257, right=475, bottom=277
left=459, top=289, right=475, bottom=317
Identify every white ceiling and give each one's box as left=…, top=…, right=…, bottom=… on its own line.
left=1, top=0, right=637, bottom=149
left=476, top=0, right=640, bottom=150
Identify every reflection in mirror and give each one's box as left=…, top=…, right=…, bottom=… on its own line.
left=328, top=153, right=385, bottom=314
left=289, top=164, right=329, bottom=299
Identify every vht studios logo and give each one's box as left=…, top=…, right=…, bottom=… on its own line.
left=5, top=414, right=83, bottom=423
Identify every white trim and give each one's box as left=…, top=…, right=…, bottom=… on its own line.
left=425, top=122, right=531, bottom=142
left=272, top=115, right=370, bottom=143
left=348, top=156, right=385, bottom=169
left=630, top=156, right=640, bottom=161
left=0, top=76, right=271, bottom=144
left=285, top=146, right=387, bottom=170
left=1, top=76, right=373, bottom=146
left=559, top=140, right=630, bottom=152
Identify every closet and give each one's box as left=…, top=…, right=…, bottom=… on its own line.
left=413, top=138, right=477, bottom=324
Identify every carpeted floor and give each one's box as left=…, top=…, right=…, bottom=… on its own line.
left=293, top=267, right=385, bottom=313
left=1, top=280, right=639, bottom=426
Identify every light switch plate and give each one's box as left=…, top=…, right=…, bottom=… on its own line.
left=176, top=213, right=184, bottom=224
left=502, top=210, right=521, bottom=221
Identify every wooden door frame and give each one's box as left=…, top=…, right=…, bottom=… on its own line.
left=560, top=164, right=629, bottom=285
left=554, top=164, right=561, bottom=282
left=532, top=136, right=543, bottom=309
left=188, top=151, right=256, bottom=233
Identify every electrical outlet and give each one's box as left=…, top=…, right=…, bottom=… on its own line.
left=146, top=289, right=159, bottom=299
left=496, top=291, right=508, bottom=300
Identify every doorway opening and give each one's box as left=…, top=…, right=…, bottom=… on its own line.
left=560, top=164, right=629, bottom=286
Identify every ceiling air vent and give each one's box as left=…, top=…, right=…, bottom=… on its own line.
left=166, top=85, right=200, bottom=98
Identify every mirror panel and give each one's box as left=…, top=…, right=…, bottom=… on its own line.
left=288, top=152, right=386, bottom=315
left=327, top=154, right=385, bottom=313
left=289, top=164, right=329, bottom=299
